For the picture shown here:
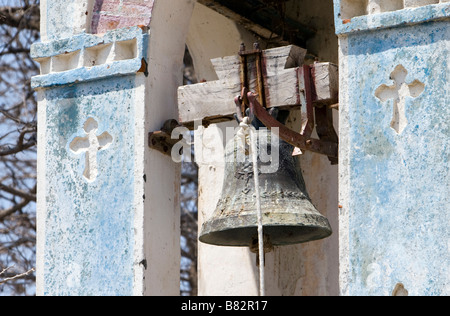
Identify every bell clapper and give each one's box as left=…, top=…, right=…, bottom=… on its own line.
left=250, top=234, right=274, bottom=267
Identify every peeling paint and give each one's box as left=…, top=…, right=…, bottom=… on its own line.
left=40, top=76, right=140, bottom=296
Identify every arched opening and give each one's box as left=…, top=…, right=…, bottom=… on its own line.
left=179, top=0, right=339, bottom=296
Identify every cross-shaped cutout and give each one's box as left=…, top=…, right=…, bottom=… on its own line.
left=375, top=64, right=425, bottom=134
left=69, top=118, right=113, bottom=182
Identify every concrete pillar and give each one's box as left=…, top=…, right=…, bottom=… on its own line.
left=335, top=0, right=450, bottom=295
left=33, top=0, right=196, bottom=296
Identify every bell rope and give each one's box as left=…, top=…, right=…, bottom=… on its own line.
left=239, top=116, right=265, bottom=297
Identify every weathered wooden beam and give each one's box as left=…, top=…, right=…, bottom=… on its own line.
left=177, top=45, right=338, bottom=125
left=313, top=62, right=339, bottom=106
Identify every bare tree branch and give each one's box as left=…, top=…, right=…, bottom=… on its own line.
left=0, top=0, right=39, bottom=296
left=0, top=198, right=32, bottom=222
left=0, top=267, right=35, bottom=285
left=0, top=139, right=36, bottom=157
left=0, top=5, right=40, bottom=31
left=0, top=183, right=36, bottom=202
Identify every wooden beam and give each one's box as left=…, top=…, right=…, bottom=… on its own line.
left=313, top=62, right=339, bottom=106
left=177, top=45, right=338, bottom=125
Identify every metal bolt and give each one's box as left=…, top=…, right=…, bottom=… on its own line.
left=240, top=43, right=246, bottom=53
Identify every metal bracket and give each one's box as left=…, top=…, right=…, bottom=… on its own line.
left=149, top=44, right=339, bottom=164
left=301, top=64, right=339, bottom=164
left=148, top=119, right=182, bottom=156
left=235, top=43, right=338, bottom=164
left=246, top=89, right=338, bottom=164
left=238, top=43, right=266, bottom=114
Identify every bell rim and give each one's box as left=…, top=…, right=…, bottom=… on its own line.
left=199, top=212, right=332, bottom=247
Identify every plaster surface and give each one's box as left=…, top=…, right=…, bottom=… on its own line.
left=33, top=26, right=150, bottom=296
left=40, top=0, right=155, bottom=41
left=39, top=76, right=142, bottom=296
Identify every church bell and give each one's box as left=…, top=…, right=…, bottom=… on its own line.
left=199, top=114, right=332, bottom=248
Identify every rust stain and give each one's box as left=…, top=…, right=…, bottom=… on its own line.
left=138, top=58, right=148, bottom=76
left=295, top=67, right=302, bottom=106
left=343, top=19, right=351, bottom=24
left=261, top=51, right=270, bottom=108
left=137, top=25, right=148, bottom=32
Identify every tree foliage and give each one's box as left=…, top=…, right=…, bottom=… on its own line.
left=0, top=0, right=39, bottom=295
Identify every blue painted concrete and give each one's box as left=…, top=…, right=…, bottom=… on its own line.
left=31, top=27, right=148, bottom=89
left=32, top=27, right=146, bottom=58
left=32, top=26, right=148, bottom=296
left=44, top=0, right=79, bottom=41
left=41, top=76, right=138, bottom=296
left=335, top=3, right=450, bottom=35
left=335, top=2, right=450, bottom=295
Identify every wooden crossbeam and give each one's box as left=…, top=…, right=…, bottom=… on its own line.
left=177, top=45, right=338, bottom=127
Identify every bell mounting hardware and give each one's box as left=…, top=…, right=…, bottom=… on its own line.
left=150, top=43, right=338, bottom=165
left=235, top=43, right=338, bottom=165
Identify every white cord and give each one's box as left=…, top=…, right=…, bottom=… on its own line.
left=240, top=117, right=265, bottom=296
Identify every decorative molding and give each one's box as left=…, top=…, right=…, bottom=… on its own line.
left=334, top=2, right=450, bottom=35
left=31, top=26, right=148, bottom=89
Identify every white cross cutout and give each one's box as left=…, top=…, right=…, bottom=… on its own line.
left=375, top=65, right=425, bottom=134
left=69, top=118, right=113, bottom=182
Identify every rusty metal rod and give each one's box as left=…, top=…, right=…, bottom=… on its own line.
left=247, top=91, right=338, bottom=160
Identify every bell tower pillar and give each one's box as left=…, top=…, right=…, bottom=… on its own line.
left=33, top=0, right=196, bottom=295
left=335, top=0, right=450, bottom=295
